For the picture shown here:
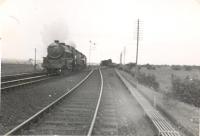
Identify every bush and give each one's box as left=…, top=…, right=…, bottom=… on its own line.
left=125, top=63, right=136, bottom=69
left=136, top=72, right=159, bottom=91
left=171, top=75, right=200, bottom=107
left=184, top=65, right=192, bottom=71
left=171, top=65, right=181, bottom=70
left=145, top=64, right=156, bottom=70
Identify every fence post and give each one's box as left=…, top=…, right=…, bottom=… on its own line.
left=154, top=95, right=156, bottom=108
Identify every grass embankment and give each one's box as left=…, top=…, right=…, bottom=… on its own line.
left=118, top=64, right=200, bottom=136
left=138, top=65, right=200, bottom=108
left=139, top=65, right=200, bottom=93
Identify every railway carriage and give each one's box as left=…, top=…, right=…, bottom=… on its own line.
left=42, top=40, right=87, bottom=73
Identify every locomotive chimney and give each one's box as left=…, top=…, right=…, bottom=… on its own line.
left=54, top=40, right=59, bottom=43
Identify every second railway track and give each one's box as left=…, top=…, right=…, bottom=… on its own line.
left=1, top=72, right=55, bottom=91
left=4, top=68, right=103, bottom=135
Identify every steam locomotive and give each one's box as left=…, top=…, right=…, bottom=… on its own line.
left=42, top=40, right=87, bottom=73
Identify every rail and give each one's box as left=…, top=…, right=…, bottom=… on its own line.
left=87, top=68, right=104, bottom=136
left=1, top=75, right=47, bottom=85
left=1, top=72, right=46, bottom=81
left=1, top=73, right=55, bottom=91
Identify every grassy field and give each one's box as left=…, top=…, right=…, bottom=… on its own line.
left=131, top=66, right=200, bottom=93
left=1, top=63, right=42, bottom=76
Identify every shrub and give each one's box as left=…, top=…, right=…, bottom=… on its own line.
left=118, top=67, right=123, bottom=70
left=136, top=72, right=160, bottom=91
left=125, top=63, right=136, bottom=69
left=171, top=75, right=200, bottom=107
left=145, top=64, right=156, bottom=70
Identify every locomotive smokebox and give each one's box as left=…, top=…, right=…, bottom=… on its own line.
left=47, top=41, right=64, bottom=59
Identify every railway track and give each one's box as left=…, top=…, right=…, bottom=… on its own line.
left=91, top=70, right=118, bottom=135
left=3, top=68, right=103, bottom=135
left=1, top=72, right=55, bottom=91
left=1, top=72, right=46, bottom=81
left=115, top=69, right=181, bottom=136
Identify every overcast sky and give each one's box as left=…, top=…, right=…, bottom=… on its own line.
left=0, top=0, right=200, bottom=65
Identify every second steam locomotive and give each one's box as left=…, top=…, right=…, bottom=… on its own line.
left=42, top=40, right=87, bottom=73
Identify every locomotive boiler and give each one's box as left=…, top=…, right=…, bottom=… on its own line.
left=42, top=40, right=87, bottom=73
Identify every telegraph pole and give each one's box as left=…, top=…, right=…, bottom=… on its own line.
left=124, top=46, right=126, bottom=65
left=89, top=41, right=91, bottom=67
left=136, top=19, right=140, bottom=65
left=120, top=52, right=122, bottom=65
left=34, top=48, right=36, bottom=70
left=135, top=19, right=140, bottom=88
left=89, top=40, right=95, bottom=67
